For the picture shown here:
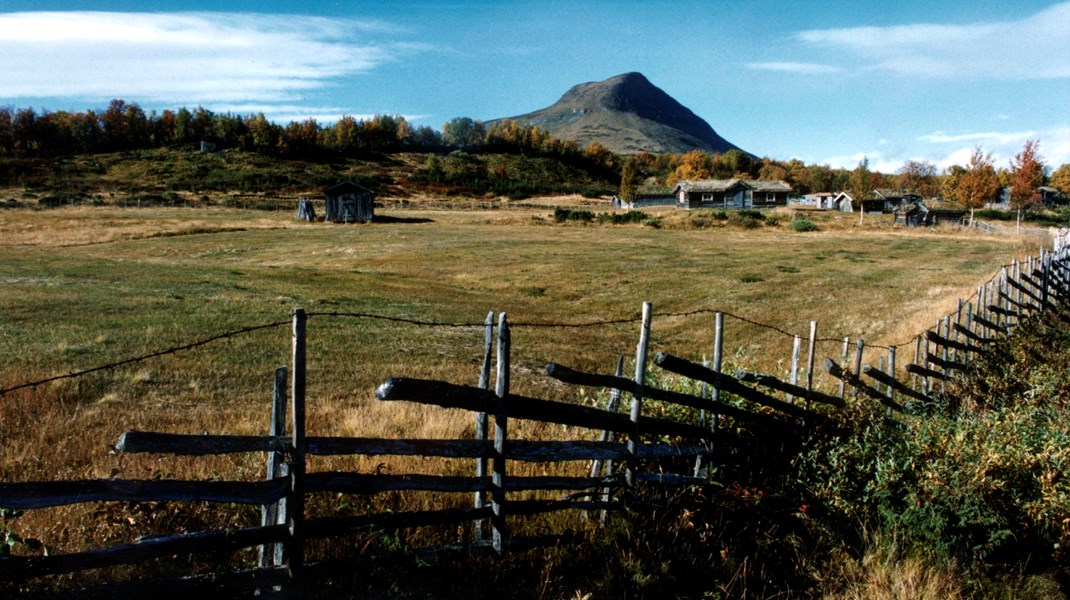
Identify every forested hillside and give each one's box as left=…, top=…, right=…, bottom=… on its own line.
left=3, top=101, right=1069, bottom=212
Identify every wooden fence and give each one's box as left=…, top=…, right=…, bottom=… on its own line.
left=2, top=233, right=1069, bottom=595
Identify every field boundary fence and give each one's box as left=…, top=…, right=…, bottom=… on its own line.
left=2, top=230, right=1069, bottom=595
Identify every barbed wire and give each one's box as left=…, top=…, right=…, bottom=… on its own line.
left=0, top=320, right=290, bottom=397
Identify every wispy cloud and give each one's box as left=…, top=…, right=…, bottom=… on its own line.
left=746, top=61, right=842, bottom=75
left=818, top=126, right=1070, bottom=172
left=916, top=131, right=1038, bottom=145
left=0, top=11, right=418, bottom=104
left=797, top=2, right=1070, bottom=79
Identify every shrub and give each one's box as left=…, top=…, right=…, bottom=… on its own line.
left=727, top=212, right=762, bottom=229
left=598, top=210, right=647, bottom=225
left=788, top=219, right=818, bottom=232
left=553, top=207, right=594, bottom=223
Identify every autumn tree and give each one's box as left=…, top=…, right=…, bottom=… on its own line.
left=619, top=156, right=641, bottom=203
left=1051, top=163, right=1070, bottom=195
left=848, top=157, right=874, bottom=224
left=757, top=157, right=788, bottom=181
left=941, top=165, right=966, bottom=205
left=721, top=149, right=754, bottom=179
left=897, top=159, right=937, bottom=197
left=441, top=117, right=485, bottom=149
left=667, top=149, right=713, bottom=186
left=958, top=147, right=1000, bottom=225
left=1008, top=139, right=1045, bottom=215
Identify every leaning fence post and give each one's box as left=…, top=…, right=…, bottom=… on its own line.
left=286, top=307, right=307, bottom=575
left=805, top=321, right=817, bottom=411
left=491, top=313, right=510, bottom=554
left=260, top=366, right=288, bottom=568
left=474, top=310, right=494, bottom=542
left=627, top=302, right=652, bottom=488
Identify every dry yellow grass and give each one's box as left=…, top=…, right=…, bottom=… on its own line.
left=0, top=203, right=1040, bottom=575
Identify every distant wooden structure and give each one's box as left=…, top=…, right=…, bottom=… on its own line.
left=295, top=198, right=316, bottom=222
left=324, top=182, right=374, bottom=223
left=673, top=179, right=792, bottom=209
left=894, top=200, right=967, bottom=227
left=612, top=185, right=676, bottom=209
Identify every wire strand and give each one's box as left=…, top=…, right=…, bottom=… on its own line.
left=0, top=320, right=290, bottom=397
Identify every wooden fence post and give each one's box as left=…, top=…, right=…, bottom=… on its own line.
left=474, top=310, right=494, bottom=542
left=839, top=337, right=849, bottom=401
left=955, top=299, right=965, bottom=366
left=595, top=356, right=625, bottom=524
left=852, top=339, right=865, bottom=399
left=805, top=321, right=817, bottom=411
left=694, top=312, right=723, bottom=477
left=286, top=307, right=307, bottom=575
left=627, top=302, right=652, bottom=488
left=940, top=317, right=949, bottom=394
left=789, top=335, right=801, bottom=403
left=885, top=346, right=896, bottom=419
left=491, top=313, right=510, bottom=554
left=259, top=366, right=288, bottom=568
left=1042, top=252, right=1051, bottom=312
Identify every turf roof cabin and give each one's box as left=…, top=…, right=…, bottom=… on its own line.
left=673, top=179, right=792, bottom=210
left=324, top=181, right=374, bottom=223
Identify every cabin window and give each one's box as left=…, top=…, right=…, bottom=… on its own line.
left=701, top=193, right=714, bottom=202
left=767, top=193, right=776, bottom=203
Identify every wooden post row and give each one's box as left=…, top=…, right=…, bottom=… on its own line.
left=474, top=310, right=494, bottom=542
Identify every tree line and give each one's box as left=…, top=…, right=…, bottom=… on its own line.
left=3, top=100, right=1068, bottom=212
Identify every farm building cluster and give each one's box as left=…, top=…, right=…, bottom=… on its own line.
left=611, top=178, right=1067, bottom=228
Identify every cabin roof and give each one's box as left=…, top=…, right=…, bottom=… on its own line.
left=325, top=181, right=374, bottom=196
left=673, top=179, right=792, bottom=194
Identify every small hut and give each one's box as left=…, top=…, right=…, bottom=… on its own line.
left=324, top=181, right=374, bottom=223
left=295, top=198, right=317, bottom=222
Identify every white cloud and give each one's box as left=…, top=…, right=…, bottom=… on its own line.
left=746, top=61, right=842, bottom=74
left=797, top=2, right=1070, bottom=79
left=0, top=11, right=414, bottom=104
left=818, top=126, right=1070, bottom=173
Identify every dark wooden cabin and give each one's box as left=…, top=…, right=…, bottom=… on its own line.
left=673, top=179, right=792, bottom=209
left=324, top=181, right=374, bottom=223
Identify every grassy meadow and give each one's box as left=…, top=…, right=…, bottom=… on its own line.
left=0, top=201, right=1044, bottom=587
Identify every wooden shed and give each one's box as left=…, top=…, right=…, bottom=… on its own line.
left=324, top=181, right=374, bottom=223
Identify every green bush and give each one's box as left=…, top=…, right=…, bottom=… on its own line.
left=553, top=207, right=594, bottom=223
left=798, top=308, right=1070, bottom=575
left=727, top=212, right=762, bottom=229
left=788, top=218, right=818, bottom=232
left=598, top=210, right=647, bottom=224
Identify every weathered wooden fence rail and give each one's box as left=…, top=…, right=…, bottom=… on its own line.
left=3, top=231, right=1070, bottom=595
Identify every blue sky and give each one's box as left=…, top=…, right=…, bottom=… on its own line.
left=2, top=1, right=1069, bottom=172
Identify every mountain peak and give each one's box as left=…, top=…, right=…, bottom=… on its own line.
left=495, top=72, right=747, bottom=155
